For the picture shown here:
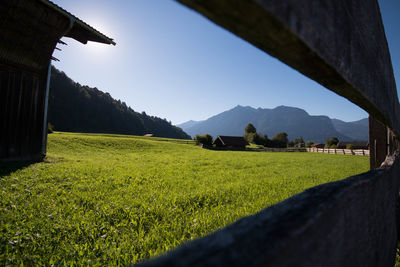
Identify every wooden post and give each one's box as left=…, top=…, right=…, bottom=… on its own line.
left=369, top=116, right=388, bottom=169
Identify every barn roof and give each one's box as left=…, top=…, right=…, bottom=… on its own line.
left=1, top=0, right=116, bottom=71
left=39, top=0, right=116, bottom=45
left=214, top=136, right=249, bottom=147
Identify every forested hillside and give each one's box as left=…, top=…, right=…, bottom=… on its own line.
left=48, top=67, right=191, bottom=139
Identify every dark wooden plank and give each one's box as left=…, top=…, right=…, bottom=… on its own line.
left=177, top=0, right=399, bottom=135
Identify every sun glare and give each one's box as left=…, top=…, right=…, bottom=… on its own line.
left=77, top=17, right=118, bottom=59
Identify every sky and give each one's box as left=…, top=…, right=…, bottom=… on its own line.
left=52, top=0, right=400, bottom=125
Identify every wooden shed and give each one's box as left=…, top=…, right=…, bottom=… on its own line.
left=0, top=0, right=115, bottom=161
left=213, top=136, right=249, bottom=148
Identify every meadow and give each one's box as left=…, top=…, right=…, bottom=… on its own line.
left=0, top=132, right=369, bottom=265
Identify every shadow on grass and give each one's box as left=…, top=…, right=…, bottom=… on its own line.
left=0, top=160, right=40, bottom=177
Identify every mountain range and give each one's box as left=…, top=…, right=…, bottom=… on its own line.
left=48, top=67, right=191, bottom=139
left=178, top=105, right=368, bottom=143
left=47, top=67, right=368, bottom=142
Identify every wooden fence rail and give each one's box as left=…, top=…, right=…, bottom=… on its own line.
left=306, top=148, right=370, bottom=156
left=138, top=0, right=399, bottom=265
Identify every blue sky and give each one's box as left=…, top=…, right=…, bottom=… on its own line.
left=52, top=0, right=400, bottom=125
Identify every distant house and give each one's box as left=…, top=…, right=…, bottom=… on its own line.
left=294, top=143, right=305, bottom=148
left=337, top=142, right=369, bottom=149
left=144, top=134, right=154, bottom=137
left=311, top=143, right=325, bottom=148
left=213, top=136, right=249, bottom=148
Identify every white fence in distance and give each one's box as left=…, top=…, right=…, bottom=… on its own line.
left=306, top=147, right=370, bottom=156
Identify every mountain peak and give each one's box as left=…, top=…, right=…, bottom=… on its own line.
left=272, top=105, right=309, bottom=116
left=178, top=105, right=368, bottom=142
left=233, top=105, right=253, bottom=110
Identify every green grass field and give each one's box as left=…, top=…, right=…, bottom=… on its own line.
left=0, top=132, right=369, bottom=265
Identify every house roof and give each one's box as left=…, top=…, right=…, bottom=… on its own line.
left=311, top=143, right=324, bottom=147
left=214, top=136, right=249, bottom=146
left=39, top=0, right=116, bottom=45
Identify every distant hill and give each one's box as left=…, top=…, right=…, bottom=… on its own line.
left=331, top=118, right=369, bottom=141
left=48, top=67, right=191, bottom=139
left=177, top=120, right=200, bottom=130
left=178, top=105, right=368, bottom=143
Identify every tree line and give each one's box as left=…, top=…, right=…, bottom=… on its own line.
left=47, top=67, right=191, bottom=139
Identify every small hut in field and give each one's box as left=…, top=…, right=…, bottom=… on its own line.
left=144, top=134, right=154, bottom=137
left=213, top=136, right=249, bottom=149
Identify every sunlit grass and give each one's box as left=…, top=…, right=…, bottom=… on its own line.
left=0, top=132, right=369, bottom=265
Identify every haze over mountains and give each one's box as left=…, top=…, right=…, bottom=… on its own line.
left=178, top=105, right=368, bottom=143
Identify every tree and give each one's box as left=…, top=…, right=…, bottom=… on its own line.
left=244, top=132, right=265, bottom=145
left=252, top=133, right=265, bottom=145
left=264, top=138, right=273, bottom=148
left=271, top=132, right=288, bottom=147
left=244, top=123, right=257, bottom=144
left=292, top=137, right=305, bottom=148
left=293, top=137, right=304, bottom=145
left=346, top=143, right=354, bottom=149
left=262, top=134, right=269, bottom=146
left=244, top=132, right=255, bottom=143
left=325, top=137, right=339, bottom=148
left=245, top=123, right=256, bottom=134
left=243, top=123, right=271, bottom=146
left=47, top=122, right=54, bottom=133
left=194, top=134, right=213, bottom=146
left=305, top=141, right=313, bottom=148
left=48, top=67, right=191, bottom=140
left=272, top=132, right=288, bottom=143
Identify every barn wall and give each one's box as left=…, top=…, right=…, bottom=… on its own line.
left=0, top=0, right=70, bottom=161
left=0, top=64, right=47, bottom=160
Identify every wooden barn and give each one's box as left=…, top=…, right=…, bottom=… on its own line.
left=213, top=136, right=249, bottom=148
left=0, top=0, right=115, bottom=161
